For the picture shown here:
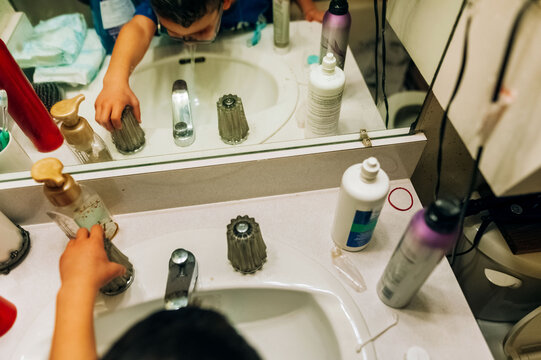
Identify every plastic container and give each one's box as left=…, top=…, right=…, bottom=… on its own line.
left=377, top=198, right=461, bottom=308
left=0, top=296, right=16, bottom=337
left=331, top=157, right=389, bottom=251
left=306, top=52, right=345, bottom=136
left=0, top=39, right=64, bottom=152
left=319, top=0, right=351, bottom=70
left=273, top=0, right=290, bottom=52
left=90, top=0, right=137, bottom=54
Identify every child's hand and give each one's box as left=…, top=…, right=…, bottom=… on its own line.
left=59, top=225, right=126, bottom=294
left=95, top=79, right=141, bottom=132
left=305, top=8, right=325, bottom=23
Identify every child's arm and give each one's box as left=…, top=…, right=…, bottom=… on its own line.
left=95, top=15, right=156, bottom=131
left=49, top=226, right=126, bottom=360
left=295, top=0, right=325, bottom=22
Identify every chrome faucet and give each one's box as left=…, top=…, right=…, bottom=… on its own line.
left=164, top=248, right=198, bottom=310
left=172, top=80, right=195, bottom=147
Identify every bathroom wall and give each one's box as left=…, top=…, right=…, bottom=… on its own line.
left=410, top=91, right=479, bottom=206
left=432, top=0, right=541, bottom=196
left=387, top=0, right=463, bottom=84
left=391, top=0, right=541, bottom=196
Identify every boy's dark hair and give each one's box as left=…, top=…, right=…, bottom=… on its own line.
left=150, top=0, right=222, bottom=28
left=102, top=306, right=262, bottom=360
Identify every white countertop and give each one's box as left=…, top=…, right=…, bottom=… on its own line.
left=0, top=179, right=493, bottom=359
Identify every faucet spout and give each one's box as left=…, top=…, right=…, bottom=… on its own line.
left=172, top=80, right=195, bottom=147
left=164, top=248, right=198, bottom=310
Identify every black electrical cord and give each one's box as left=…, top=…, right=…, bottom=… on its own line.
left=381, top=0, right=389, bottom=128
left=492, top=0, right=538, bottom=102
left=448, top=0, right=538, bottom=267
left=454, top=216, right=492, bottom=257
left=449, top=146, right=484, bottom=266
left=434, top=15, right=473, bottom=200
left=373, top=0, right=379, bottom=105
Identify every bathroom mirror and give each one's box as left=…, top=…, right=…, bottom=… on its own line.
left=1, top=0, right=463, bottom=182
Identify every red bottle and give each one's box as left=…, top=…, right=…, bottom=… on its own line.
left=0, top=295, right=16, bottom=337
left=0, top=39, right=63, bottom=152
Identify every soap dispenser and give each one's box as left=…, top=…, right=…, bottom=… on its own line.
left=50, top=94, right=113, bottom=163
left=31, top=157, right=118, bottom=240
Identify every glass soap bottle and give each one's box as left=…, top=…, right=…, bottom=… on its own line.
left=31, top=157, right=118, bottom=240
left=51, top=94, right=113, bottom=164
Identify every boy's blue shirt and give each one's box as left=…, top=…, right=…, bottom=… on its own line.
left=135, top=0, right=272, bottom=30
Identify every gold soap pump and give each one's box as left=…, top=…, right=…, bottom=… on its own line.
left=31, top=157, right=134, bottom=295
left=51, top=94, right=113, bottom=163
left=31, top=157, right=118, bottom=240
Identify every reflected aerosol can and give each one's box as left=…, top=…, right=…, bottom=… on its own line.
left=319, top=0, right=351, bottom=70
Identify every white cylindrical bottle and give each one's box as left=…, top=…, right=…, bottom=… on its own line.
left=332, top=157, right=389, bottom=251
left=306, top=52, right=345, bottom=136
left=273, top=0, right=290, bottom=51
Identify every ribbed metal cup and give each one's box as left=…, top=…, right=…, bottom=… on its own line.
left=111, top=106, right=145, bottom=154
left=217, top=94, right=249, bottom=144
left=100, top=238, right=135, bottom=295
left=226, top=215, right=267, bottom=274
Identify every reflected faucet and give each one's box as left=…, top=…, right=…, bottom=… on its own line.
left=172, top=80, right=195, bottom=147
left=164, top=248, right=198, bottom=310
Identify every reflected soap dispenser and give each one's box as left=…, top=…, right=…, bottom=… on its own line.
left=31, top=157, right=118, bottom=240
left=51, top=94, right=113, bottom=163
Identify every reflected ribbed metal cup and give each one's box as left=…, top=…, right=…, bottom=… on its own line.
left=111, top=106, right=145, bottom=154
left=217, top=94, right=249, bottom=145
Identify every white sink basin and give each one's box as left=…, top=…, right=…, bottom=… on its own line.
left=95, top=287, right=349, bottom=358
left=12, top=228, right=375, bottom=360
left=67, top=39, right=298, bottom=162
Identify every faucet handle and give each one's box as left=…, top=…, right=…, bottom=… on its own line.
left=164, top=248, right=198, bottom=310
left=100, top=238, right=135, bottom=296
left=226, top=215, right=267, bottom=274
left=217, top=94, right=249, bottom=145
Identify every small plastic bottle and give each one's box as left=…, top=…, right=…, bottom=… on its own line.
left=31, top=157, right=118, bottom=240
left=306, top=52, right=345, bottom=136
left=331, top=157, right=389, bottom=251
left=377, top=198, right=461, bottom=308
left=273, top=0, right=290, bottom=51
left=320, top=0, right=351, bottom=70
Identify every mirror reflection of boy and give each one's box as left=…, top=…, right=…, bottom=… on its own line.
left=50, top=225, right=262, bottom=360
left=95, top=0, right=324, bottom=131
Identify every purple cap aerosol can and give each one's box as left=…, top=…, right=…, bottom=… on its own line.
left=319, top=0, right=351, bottom=70
left=377, top=198, right=461, bottom=308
